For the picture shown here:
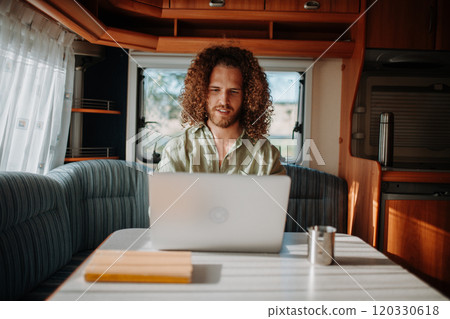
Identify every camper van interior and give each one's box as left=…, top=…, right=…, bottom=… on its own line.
left=1, top=0, right=449, bottom=304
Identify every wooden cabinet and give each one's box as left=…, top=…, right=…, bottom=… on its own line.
left=266, top=0, right=359, bottom=13
left=172, top=0, right=360, bottom=13
left=330, top=0, right=360, bottom=13
left=171, top=0, right=265, bottom=10
left=383, top=198, right=450, bottom=295
left=25, top=0, right=362, bottom=57
left=435, top=0, right=450, bottom=50
left=366, top=0, right=450, bottom=50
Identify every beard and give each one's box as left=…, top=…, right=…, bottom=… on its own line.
left=206, top=104, right=241, bottom=128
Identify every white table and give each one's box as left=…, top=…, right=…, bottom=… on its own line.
left=49, top=228, right=447, bottom=301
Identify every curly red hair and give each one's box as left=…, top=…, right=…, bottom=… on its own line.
left=180, top=45, right=273, bottom=139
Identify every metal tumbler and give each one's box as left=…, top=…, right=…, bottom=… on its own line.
left=307, top=225, right=336, bottom=265
left=378, top=112, right=394, bottom=167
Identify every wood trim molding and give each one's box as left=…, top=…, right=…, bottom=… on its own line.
left=156, top=37, right=355, bottom=57
left=97, top=27, right=159, bottom=51
left=26, top=0, right=106, bottom=42
left=108, top=0, right=163, bottom=17
left=382, top=171, right=450, bottom=184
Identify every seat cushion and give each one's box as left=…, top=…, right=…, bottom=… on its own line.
left=0, top=173, right=72, bottom=300
left=47, top=160, right=150, bottom=252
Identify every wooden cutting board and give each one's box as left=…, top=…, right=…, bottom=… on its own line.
left=84, top=250, right=193, bottom=283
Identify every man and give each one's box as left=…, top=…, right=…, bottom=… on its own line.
left=157, top=45, right=286, bottom=175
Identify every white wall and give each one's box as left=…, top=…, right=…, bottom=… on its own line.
left=309, top=59, right=342, bottom=176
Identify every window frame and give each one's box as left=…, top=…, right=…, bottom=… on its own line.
left=126, top=51, right=314, bottom=166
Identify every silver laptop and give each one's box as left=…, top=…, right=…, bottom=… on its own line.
left=149, top=172, right=291, bottom=253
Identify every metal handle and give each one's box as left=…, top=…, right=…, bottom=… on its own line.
left=209, top=0, right=225, bottom=7
left=304, top=1, right=320, bottom=10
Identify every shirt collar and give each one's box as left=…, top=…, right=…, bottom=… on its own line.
left=193, top=123, right=245, bottom=139
left=191, top=123, right=205, bottom=134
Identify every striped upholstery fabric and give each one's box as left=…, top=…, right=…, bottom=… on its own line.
left=47, top=160, right=150, bottom=252
left=21, top=249, right=93, bottom=300
left=0, top=173, right=72, bottom=300
left=283, top=164, right=348, bottom=233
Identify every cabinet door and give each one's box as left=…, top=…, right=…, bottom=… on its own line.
left=132, top=0, right=167, bottom=8
left=435, top=0, right=450, bottom=50
left=366, top=0, right=436, bottom=50
left=171, top=0, right=264, bottom=10
left=265, top=0, right=331, bottom=12
left=330, top=0, right=359, bottom=13
left=384, top=199, right=450, bottom=290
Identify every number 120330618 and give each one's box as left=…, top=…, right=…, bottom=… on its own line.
left=373, top=305, right=439, bottom=316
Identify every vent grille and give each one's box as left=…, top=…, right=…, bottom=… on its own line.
left=369, top=87, right=450, bottom=150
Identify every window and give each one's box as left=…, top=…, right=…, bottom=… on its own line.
left=141, top=69, right=185, bottom=137
left=266, top=71, right=303, bottom=162
left=127, top=53, right=313, bottom=165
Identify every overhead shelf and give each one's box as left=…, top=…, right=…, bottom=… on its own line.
left=72, top=98, right=121, bottom=114
left=72, top=108, right=121, bottom=114
left=67, top=95, right=121, bottom=162
left=65, top=147, right=119, bottom=162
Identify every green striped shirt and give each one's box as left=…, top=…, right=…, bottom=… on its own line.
left=157, top=125, right=286, bottom=175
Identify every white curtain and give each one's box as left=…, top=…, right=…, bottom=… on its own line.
left=0, top=0, right=75, bottom=174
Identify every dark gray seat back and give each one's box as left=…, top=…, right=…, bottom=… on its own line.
left=0, top=172, right=72, bottom=300
left=283, top=164, right=348, bottom=233
left=47, top=160, right=150, bottom=252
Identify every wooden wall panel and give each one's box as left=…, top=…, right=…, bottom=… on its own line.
left=338, top=0, right=381, bottom=246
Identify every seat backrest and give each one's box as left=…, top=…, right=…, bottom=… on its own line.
left=0, top=172, right=72, bottom=300
left=47, top=160, right=150, bottom=252
left=283, top=164, right=348, bottom=233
